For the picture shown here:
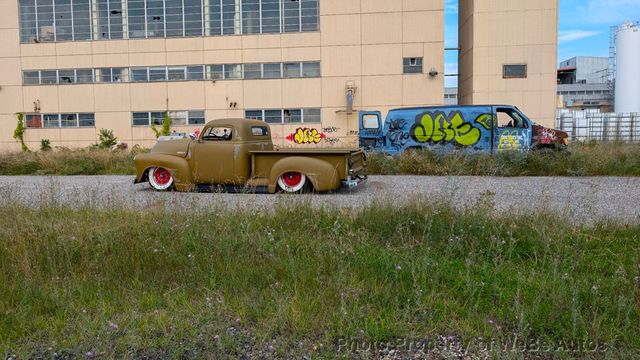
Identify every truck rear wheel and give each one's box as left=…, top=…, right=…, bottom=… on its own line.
left=277, top=172, right=307, bottom=193
left=148, top=167, right=174, bottom=191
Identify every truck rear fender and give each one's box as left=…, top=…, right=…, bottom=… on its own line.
left=268, top=156, right=340, bottom=193
left=135, top=153, right=194, bottom=191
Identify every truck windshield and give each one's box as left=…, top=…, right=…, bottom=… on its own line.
left=202, top=127, right=233, bottom=141
left=496, top=108, right=528, bottom=129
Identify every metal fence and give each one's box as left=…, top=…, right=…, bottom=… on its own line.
left=556, top=111, right=640, bottom=142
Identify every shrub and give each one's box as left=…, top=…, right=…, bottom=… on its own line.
left=151, top=112, right=172, bottom=138
left=39, top=139, right=52, bottom=152
left=13, top=112, right=29, bottom=152
left=95, top=129, right=118, bottom=149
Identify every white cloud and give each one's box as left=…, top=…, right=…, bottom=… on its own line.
left=558, top=30, right=602, bottom=43
left=575, top=0, right=640, bottom=25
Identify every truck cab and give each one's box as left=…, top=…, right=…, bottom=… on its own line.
left=359, top=105, right=568, bottom=155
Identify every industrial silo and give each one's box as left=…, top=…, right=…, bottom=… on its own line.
left=615, top=22, right=640, bottom=113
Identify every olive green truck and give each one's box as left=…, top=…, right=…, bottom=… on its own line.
left=134, top=118, right=367, bottom=193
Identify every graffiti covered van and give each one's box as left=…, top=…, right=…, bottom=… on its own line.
left=359, top=105, right=568, bottom=154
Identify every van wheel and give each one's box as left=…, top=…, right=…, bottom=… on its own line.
left=277, top=172, right=307, bottom=193
left=148, top=167, right=174, bottom=191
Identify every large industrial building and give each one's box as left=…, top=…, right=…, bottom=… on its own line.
left=0, top=0, right=559, bottom=150
left=458, top=0, right=558, bottom=127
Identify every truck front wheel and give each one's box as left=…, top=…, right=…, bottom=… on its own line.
left=277, top=172, right=307, bottom=193
left=148, top=167, right=174, bottom=191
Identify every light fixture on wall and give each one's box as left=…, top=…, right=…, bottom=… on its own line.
left=346, top=81, right=357, bottom=115
left=429, top=68, right=439, bottom=78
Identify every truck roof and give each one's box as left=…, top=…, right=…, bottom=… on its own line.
left=389, top=105, right=515, bottom=112
left=204, top=118, right=267, bottom=128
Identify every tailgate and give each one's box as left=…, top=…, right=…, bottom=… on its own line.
left=348, top=149, right=367, bottom=177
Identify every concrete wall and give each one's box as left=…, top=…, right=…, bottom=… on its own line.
left=458, top=0, right=558, bottom=127
left=0, top=0, right=444, bottom=151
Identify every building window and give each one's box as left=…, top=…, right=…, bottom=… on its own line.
left=245, top=108, right=321, bottom=124
left=23, top=71, right=40, bottom=85
left=283, top=62, right=301, bottom=78
left=503, top=64, right=527, bottom=79
left=224, top=64, right=243, bottom=79
left=19, top=0, right=319, bottom=43
left=132, top=110, right=206, bottom=126
left=243, top=63, right=262, bottom=79
left=25, top=113, right=94, bottom=128
left=187, top=66, right=205, bottom=80
left=403, top=57, right=423, bottom=74
left=302, top=62, right=320, bottom=77
left=130, top=68, right=149, bottom=82
left=263, top=63, right=282, bottom=79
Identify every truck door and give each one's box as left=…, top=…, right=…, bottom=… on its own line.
left=358, top=111, right=384, bottom=151
left=493, top=107, right=532, bottom=152
left=190, top=126, right=236, bottom=184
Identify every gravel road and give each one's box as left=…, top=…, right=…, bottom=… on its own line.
left=0, top=175, right=639, bottom=224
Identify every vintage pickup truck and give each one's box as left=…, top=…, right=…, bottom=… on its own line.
left=134, top=118, right=367, bottom=193
left=359, top=105, right=568, bottom=154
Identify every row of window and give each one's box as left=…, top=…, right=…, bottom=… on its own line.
left=19, top=0, right=318, bottom=43
left=26, top=113, right=96, bottom=128
left=245, top=108, right=320, bottom=124
left=132, top=110, right=205, bottom=126
left=22, top=61, right=321, bottom=85
left=558, top=90, right=611, bottom=96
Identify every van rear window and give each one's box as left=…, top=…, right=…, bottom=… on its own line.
left=252, top=126, right=269, bottom=136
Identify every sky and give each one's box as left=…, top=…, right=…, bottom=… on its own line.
left=444, top=0, right=640, bottom=87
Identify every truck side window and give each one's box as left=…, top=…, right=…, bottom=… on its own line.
left=202, top=127, right=233, bottom=141
left=496, top=108, right=527, bottom=129
left=362, top=115, right=380, bottom=129
left=251, top=126, right=269, bottom=136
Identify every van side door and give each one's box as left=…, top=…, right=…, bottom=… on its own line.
left=358, top=111, right=384, bottom=151
left=493, top=107, right=532, bottom=152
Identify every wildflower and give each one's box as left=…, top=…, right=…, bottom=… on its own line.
left=108, top=321, right=118, bottom=330
left=395, top=265, right=402, bottom=271
left=86, top=351, right=94, bottom=358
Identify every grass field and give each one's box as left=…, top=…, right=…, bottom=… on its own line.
left=1, top=142, right=640, bottom=177
left=1, top=201, right=638, bottom=358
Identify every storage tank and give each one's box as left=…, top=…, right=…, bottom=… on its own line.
left=615, top=22, right=640, bottom=113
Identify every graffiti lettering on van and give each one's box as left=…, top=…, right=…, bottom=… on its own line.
left=497, top=130, right=523, bottom=151
left=387, top=118, right=412, bottom=150
left=410, top=111, right=483, bottom=146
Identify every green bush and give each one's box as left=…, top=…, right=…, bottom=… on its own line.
left=39, top=139, right=52, bottom=152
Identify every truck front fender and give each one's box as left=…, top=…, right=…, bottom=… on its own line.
left=268, top=156, right=340, bottom=193
left=134, top=153, right=194, bottom=191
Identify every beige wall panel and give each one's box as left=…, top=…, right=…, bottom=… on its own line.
left=361, top=44, right=402, bottom=76
left=128, top=39, right=166, bottom=53
left=0, top=115, right=19, bottom=146
left=0, top=57, right=23, bottom=85
left=166, top=37, right=204, bottom=52
left=204, top=109, right=231, bottom=121
left=24, top=128, right=62, bottom=144
left=0, top=29, right=21, bottom=57
left=166, top=50, right=204, bottom=65
left=281, top=46, right=321, bottom=62
left=129, top=83, right=168, bottom=110
left=59, top=128, right=97, bottom=142
left=282, top=78, right=321, bottom=108
left=321, top=76, right=362, bottom=108
left=320, top=0, right=361, bottom=15
left=58, top=85, right=95, bottom=112
left=203, top=35, right=243, bottom=50
left=0, top=0, right=19, bottom=30
left=242, top=34, right=281, bottom=49
left=92, top=40, right=129, bottom=54
left=56, top=54, right=93, bottom=69
left=361, top=75, right=402, bottom=107
left=129, top=52, right=167, bottom=66
left=21, top=43, right=57, bottom=57
left=22, top=86, right=59, bottom=112
left=361, top=0, right=401, bottom=13
left=280, top=32, right=321, bottom=48
left=132, top=127, right=160, bottom=142
left=21, top=56, right=57, bottom=69
left=225, top=109, right=245, bottom=118
left=205, top=81, right=243, bottom=110
left=402, top=43, right=425, bottom=58
left=403, top=11, right=443, bottom=43
left=167, top=82, right=206, bottom=109
left=0, top=86, right=24, bottom=113
left=361, top=12, right=402, bottom=45
left=95, top=112, right=132, bottom=140
left=320, top=15, right=361, bottom=46
left=404, top=0, right=443, bottom=12
left=242, top=48, right=282, bottom=63
left=242, top=79, right=282, bottom=108
left=321, top=45, right=361, bottom=77
left=423, top=42, right=445, bottom=76
left=55, top=41, right=93, bottom=55
left=203, top=49, right=243, bottom=64
left=92, top=53, right=130, bottom=68
left=403, top=75, right=441, bottom=106
left=94, top=85, right=132, bottom=112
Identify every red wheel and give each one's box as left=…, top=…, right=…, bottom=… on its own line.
left=277, top=172, right=307, bottom=193
left=148, top=167, right=174, bottom=191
